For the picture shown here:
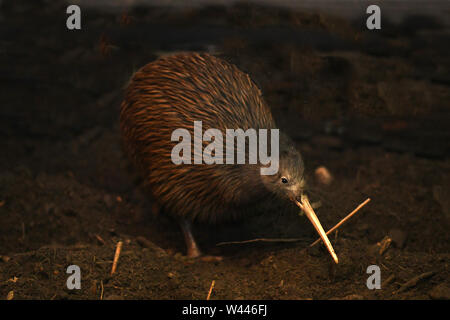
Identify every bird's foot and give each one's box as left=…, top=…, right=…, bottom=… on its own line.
left=180, top=219, right=223, bottom=262
left=186, top=242, right=223, bottom=262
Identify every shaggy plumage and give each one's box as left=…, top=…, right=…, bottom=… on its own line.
left=120, top=53, right=304, bottom=224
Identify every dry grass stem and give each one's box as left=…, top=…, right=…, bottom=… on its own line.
left=310, top=198, right=371, bottom=247
left=217, top=238, right=304, bottom=246
left=111, top=241, right=123, bottom=276
left=206, top=280, right=215, bottom=300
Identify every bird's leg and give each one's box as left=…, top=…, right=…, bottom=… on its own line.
left=179, top=218, right=202, bottom=258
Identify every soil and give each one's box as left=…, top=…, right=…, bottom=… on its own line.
left=0, top=1, right=449, bottom=300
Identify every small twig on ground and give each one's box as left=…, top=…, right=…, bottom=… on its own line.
left=393, top=271, right=435, bottom=294
left=111, top=241, right=123, bottom=276
left=310, top=198, right=371, bottom=247
left=206, top=280, right=215, bottom=300
left=217, top=238, right=305, bottom=246
left=382, top=274, right=396, bottom=287
left=94, top=234, right=105, bottom=246
left=100, top=280, right=104, bottom=300
left=377, top=236, right=392, bottom=255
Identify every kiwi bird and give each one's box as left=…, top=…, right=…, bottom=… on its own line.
left=120, top=52, right=334, bottom=259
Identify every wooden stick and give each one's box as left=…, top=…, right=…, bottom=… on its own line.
left=310, top=198, right=371, bottom=247
left=393, top=271, right=435, bottom=294
left=206, top=280, right=215, bottom=300
left=100, top=280, right=104, bottom=300
left=217, top=238, right=305, bottom=246
left=111, top=241, right=123, bottom=276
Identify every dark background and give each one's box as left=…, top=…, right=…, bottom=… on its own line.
left=0, top=0, right=449, bottom=299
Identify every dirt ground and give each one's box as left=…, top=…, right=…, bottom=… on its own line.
left=0, top=1, right=449, bottom=300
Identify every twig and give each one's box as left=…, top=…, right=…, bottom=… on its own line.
left=394, top=271, right=435, bottom=294
left=206, top=280, right=215, bottom=300
left=382, top=274, right=396, bottom=287
left=110, top=241, right=123, bottom=276
left=310, top=198, right=371, bottom=247
left=100, top=280, right=104, bottom=300
left=377, top=236, right=392, bottom=256
left=94, top=234, right=105, bottom=246
left=217, top=238, right=305, bottom=246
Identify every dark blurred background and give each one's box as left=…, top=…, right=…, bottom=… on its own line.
left=1, top=0, right=449, bottom=171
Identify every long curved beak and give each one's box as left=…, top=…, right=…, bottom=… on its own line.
left=295, top=194, right=338, bottom=264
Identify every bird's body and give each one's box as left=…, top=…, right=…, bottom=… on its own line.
left=122, top=53, right=285, bottom=221
left=120, top=53, right=326, bottom=258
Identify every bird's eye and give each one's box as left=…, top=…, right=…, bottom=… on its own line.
left=281, top=177, right=288, bottom=184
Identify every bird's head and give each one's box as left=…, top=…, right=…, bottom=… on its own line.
left=260, top=133, right=305, bottom=202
